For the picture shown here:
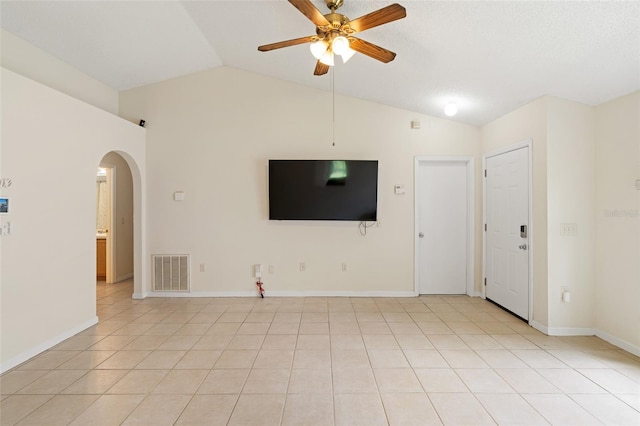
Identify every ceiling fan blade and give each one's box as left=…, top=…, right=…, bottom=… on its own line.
left=349, top=3, right=406, bottom=33
left=314, top=60, right=330, bottom=76
left=258, top=36, right=316, bottom=52
left=349, top=38, right=397, bottom=63
left=289, top=0, right=330, bottom=27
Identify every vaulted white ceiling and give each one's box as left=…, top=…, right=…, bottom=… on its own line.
left=2, top=0, right=639, bottom=126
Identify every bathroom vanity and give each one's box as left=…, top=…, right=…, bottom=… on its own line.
left=96, top=234, right=106, bottom=280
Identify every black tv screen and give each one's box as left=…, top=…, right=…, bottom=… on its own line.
left=269, top=160, right=378, bottom=221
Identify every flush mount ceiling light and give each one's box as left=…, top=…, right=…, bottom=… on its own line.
left=444, top=103, right=458, bottom=117
left=258, top=0, right=406, bottom=75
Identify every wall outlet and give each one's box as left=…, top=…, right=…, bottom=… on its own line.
left=200, top=263, right=205, bottom=272
left=254, top=264, right=263, bottom=278
left=341, top=263, right=347, bottom=272
left=0, top=222, right=12, bottom=235
left=299, top=262, right=306, bottom=272
left=560, top=223, right=577, bottom=236
left=268, top=265, right=274, bottom=274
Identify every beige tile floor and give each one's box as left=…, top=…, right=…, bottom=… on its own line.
left=1, top=280, right=640, bottom=425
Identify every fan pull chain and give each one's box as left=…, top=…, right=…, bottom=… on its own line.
left=332, top=67, right=336, bottom=147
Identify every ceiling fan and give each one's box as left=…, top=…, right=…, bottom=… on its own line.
left=258, top=0, right=406, bottom=76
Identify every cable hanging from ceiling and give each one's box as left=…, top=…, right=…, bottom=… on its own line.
left=331, top=66, right=336, bottom=147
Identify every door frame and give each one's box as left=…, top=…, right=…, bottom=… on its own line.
left=482, top=139, right=533, bottom=321
left=99, top=162, right=117, bottom=284
left=414, top=156, right=475, bottom=296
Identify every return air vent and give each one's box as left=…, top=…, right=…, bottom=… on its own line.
left=152, top=254, right=190, bottom=292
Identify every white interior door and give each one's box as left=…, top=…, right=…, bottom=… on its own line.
left=416, top=160, right=469, bottom=294
left=485, top=147, right=529, bottom=319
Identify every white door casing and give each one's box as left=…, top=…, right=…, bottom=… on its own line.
left=100, top=164, right=117, bottom=284
left=415, top=157, right=474, bottom=295
left=484, top=145, right=530, bottom=319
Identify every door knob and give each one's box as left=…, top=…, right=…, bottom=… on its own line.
left=418, top=232, right=424, bottom=238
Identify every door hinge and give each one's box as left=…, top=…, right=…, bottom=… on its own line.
left=484, top=223, right=487, bottom=232
left=484, top=278, right=487, bottom=286
left=484, top=169, right=487, bottom=177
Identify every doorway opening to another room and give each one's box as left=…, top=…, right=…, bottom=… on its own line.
left=96, top=152, right=134, bottom=285
left=96, top=166, right=111, bottom=281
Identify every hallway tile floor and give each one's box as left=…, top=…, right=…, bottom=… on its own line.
left=1, top=280, right=639, bottom=425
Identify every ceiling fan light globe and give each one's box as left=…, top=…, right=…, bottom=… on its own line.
left=319, top=51, right=335, bottom=66
left=332, top=36, right=349, bottom=55
left=341, top=47, right=356, bottom=63
left=310, top=40, right=328, bottom=60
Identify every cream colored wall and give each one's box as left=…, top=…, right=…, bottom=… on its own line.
left=480, top=98, right=549, bottom=327
left=481, top=93, right=638, bottom=352
left=594, top=91, right=640, bottom=352
left=0, top=68, right=145, bottom=372
left=100, top=152, right=134, bottom=282
left=546, top=98, right=596, bottom=331
left=119, top=67, right=482, bottom=296
left=0, top=29, right=119, bottom=115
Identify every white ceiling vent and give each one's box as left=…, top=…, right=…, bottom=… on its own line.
left=152, top=254, right=190, bottom=292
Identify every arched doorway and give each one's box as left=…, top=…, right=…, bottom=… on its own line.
left=96, top=152, right=134, bottom=285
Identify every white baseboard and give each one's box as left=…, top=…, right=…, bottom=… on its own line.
left=266, top=290, right=419, bottom=297
left=546, top=326, right=596, bottom=336
left=530, top=322, right=595, bottom=336
left=595, top=329, right=640, bottom=357
left=145, top=291, right=255, bottom=298
left=531, top=321, right=597, bottom=337
left=136, top=290, right=491, bottom=299
left=141, top=290, right=419, bottom=298
left=529, top=321, right=640, bottom=356
left=530, top=320, right=548, bottom=334
left=0, top=316, right=99, bottom=374
left=529, top=320, right=596, bottom=336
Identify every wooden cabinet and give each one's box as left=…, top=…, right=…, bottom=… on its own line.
left=96, top=238, right=106, bottom=280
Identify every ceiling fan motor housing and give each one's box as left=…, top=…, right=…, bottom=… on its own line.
left=316, top=13, right=352, bottom=43
left=324, top=13, right=350, bottom=28
left=323, top=14, right=352, bottom=42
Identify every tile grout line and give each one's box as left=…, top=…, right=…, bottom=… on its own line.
left=3, top=283, right=639, bottom=425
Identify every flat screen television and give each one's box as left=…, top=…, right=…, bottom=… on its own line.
left=269, top=160, right=378, bottom=221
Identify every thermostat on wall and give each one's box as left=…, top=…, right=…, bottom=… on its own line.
left=0, top=197, right=8, bottom=214
left=394, top=185, right=405, bottom=194
left=174, top=191, right=185, bottom=201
